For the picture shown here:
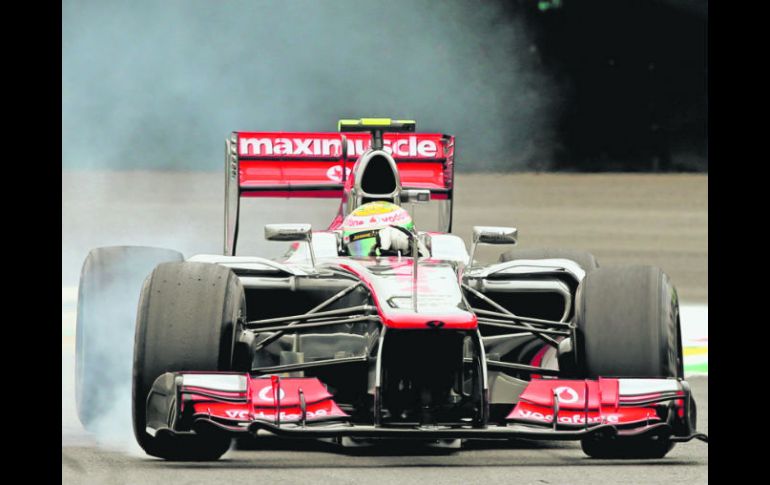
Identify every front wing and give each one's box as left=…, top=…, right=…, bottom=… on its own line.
left=145, top=372, right=707, bottom=444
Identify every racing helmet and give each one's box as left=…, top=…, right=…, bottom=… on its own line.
left=341, top=201, right=414, bottom=257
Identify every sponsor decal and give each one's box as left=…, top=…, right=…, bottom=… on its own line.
left=515, top=409, right=619, bottom=425
left=326, top=164, right=351, bottom=182
left=251, top=409, right=328, bottom=421
left=554, top=386, right=580, bottom=404
left=225, top=409, right=329, bottom=421
left=346, top=230, right=379, bottom=243
left=239, top=136, right=439, bottom=158
left=222, top=408, right=330, bottom=421
left=343, top=210, right=410, bottom=229
left=225, top=409, right=250, bottom=420
left=257, top=385, right=286, bottom=402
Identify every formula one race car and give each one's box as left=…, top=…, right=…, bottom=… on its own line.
left=75, top=118, right=708, bottom=461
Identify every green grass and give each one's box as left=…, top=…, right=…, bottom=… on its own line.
left=685, top=362, right=708, bottom=374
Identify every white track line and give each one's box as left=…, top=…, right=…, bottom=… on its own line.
left=680, top=304, right=708, bottom=345
left=680, top=304, right=708, bottom=376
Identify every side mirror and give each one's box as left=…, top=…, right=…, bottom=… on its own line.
left=469, top=226, right=517, bottom=266
left=264, top=223, right=316, bottom=269
left=472, top=226, right=518, bottom=245
left=264, top=223, right=312, bottom=242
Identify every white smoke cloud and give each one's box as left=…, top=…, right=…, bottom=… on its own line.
left=62, top=0, right=555, bottom=171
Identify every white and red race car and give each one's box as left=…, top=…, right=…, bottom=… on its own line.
left=75, top=119, right=707, bottom=461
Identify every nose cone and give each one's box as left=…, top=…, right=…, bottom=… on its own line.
left=339, top=259, right=478, bottom=330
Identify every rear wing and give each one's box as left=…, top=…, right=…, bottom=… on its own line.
left=231, top=132, right=455, bottom=196
left=224, top=127, right=455, bottom=255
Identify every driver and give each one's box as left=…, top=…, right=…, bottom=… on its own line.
left=341, top=201, right=428, bottom=257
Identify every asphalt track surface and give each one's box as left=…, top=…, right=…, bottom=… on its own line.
left=62, top=172, right=708, bottom=484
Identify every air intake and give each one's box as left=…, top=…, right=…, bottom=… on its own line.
left=361, top=153, right=397, bottom=195
left=347, top=149, right=402, bottom=212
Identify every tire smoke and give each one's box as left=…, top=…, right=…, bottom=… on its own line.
left=63, top=0, right=555, bottom=172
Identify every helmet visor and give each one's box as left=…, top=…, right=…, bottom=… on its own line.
left=345, top=230, right=379, bottom=257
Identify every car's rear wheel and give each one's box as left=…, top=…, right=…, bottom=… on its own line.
left=498, top=248, right=599, bottom=273
left=574, top=265, right=682, bottom=459
left=132, top=262, right=246, bottom=461
left=76, top=246, right=183, bottom=431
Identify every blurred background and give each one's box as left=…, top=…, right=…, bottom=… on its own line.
left=62, top=0, right=707, bottom=172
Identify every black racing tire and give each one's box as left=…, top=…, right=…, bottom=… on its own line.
left=574, top=265, right=682, bottom=459
left=575, top=265, right=682, bottom=379
left=75, top=246, right=184, bottom=431
left=132, top=262, right=246, bottom=461
left=498, top=248, right=599, bottom=273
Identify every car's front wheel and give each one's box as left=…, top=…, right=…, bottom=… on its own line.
left=133, top=261, right=247, bottom=461
left=573, top=265, right=683, bottom=459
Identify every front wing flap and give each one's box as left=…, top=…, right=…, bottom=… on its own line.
left=145, top=372, right=349, bottom=437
